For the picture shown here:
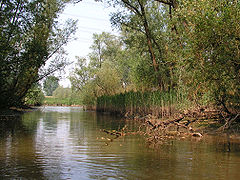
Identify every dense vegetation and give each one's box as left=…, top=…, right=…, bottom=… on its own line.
left=70, top=0, right=240, bottom=119
left=44, top=96, right=82, bottom=106
left=43, top=86, right=82, bottom=106
left=24, top=84, right=45, bottom=106
left=1, top=0, right=239, bottom=121
left=0, top=0, right=77, bottom=109
left=97, top=91, right=178, bottom=117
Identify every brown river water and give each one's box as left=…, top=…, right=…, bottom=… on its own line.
left=1, top=106, right=240, bottom=179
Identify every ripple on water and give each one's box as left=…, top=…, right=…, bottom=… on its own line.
left=1, top=106, right=240, bottom=180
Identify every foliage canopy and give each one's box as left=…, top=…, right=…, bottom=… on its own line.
left=70, top=0, right=240, bottom=115
left=43, top=76, right=60, bottom=96
left=0, top=0, right=77, bottom=108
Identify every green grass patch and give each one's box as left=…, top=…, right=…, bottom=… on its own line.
left=44, top=96, right=82, bottom=106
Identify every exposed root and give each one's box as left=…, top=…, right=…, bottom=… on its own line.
left=141, top=115, right=204, bottom=146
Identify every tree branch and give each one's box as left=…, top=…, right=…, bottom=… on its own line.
left=154, top=0, right=172, bottom=6
left=122, top=0, right=142, bottom=16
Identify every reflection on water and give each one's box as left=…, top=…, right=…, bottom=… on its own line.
left=1, top=106, right=240, bottom=179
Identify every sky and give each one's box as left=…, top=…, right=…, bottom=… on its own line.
left=58, top=0, right=119, bottom=87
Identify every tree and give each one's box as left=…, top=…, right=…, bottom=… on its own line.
left=172, top=0, right=240, bottom=112
left=24, top=84, right=45, bottom=106
left=43, top=76, right=59, bottom=96
left=110, top=0, right=158, bottom=72
left=0, top=0, right=77, bottom=109
left=88, top=32, right=122, bottom=69
left=69, top=57, right=90, bottom=91
left=53, top=86, right=71, bottom=99
left=69, top=32, right=126, bottom=105
left=110, top=0, right=174, bottom=90
left=94, top=61, right=123, bottom=96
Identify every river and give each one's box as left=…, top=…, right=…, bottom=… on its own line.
left=1, top=106, right=240, bottom=179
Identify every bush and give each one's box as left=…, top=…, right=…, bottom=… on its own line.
left=24, top=86, right=45, bottom=106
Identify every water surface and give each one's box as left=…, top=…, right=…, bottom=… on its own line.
left=1, top=106, right=240, bottom=179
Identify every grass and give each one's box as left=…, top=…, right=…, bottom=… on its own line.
left=43, top=96, right=82, bottom=106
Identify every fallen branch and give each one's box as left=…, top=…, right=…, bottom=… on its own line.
left=101, top=129, right=122, bottom=137
left=145, top=116, right=184, bottom=130
left=218, top=114, right=240, bottom=131
left=101, top=125, right=128, bottom=137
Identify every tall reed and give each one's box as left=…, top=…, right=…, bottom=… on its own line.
left=97, top=90, right=179, bottom=118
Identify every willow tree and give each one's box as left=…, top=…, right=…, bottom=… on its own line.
left=109, top=0, right=175, bottom=91
left=0, top=0, right=77, bottom=108
left=69, top=32, right=125, bottom=105
left=88, top=32, right=122, bottom=69
left=171, top=0, right=240, bottom=113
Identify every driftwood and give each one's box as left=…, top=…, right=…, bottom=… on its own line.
left=218, top=114, right=240, bottom=131
left=101, top=125, right=128, bottom=138
left=145, top=117, right=186, bottom=131
left=144, top=116, right=203, bottom=142
left=102, top=129, right=122, bottom=137
left=99, top=125, right=129, bottom=146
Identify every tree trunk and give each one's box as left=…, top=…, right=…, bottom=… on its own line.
left=139, top=1, right=159, bottom=72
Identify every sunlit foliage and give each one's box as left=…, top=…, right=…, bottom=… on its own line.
left=71, top=0, right=239, bottom=115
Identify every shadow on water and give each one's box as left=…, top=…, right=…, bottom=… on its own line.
left=0, top=106, right=240, bottom=179
left=0, top=112, right=47, bottom=179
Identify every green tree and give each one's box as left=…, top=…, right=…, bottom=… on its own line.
left=43, top=76, right=60, bottom=96
left=69, top=32, right=126, bottom=106
left=69, top=57, right=90, bottom=91
left=0, top=0, right=77, bottom=109
left=24, top=84, right=45, bottom=106
left=172, top=0, right=240, bottom=112
left=53, top=86, right=71, bottom=98
left=88, top=32, right=122, bottom=69
left=110, top=0, right=174, bottom=90
left=94, top=61, right=123, bottom=96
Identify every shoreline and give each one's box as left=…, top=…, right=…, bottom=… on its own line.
left=97, top=106, right=240, bottom=138
left=1, top=105, right=239, bottom=137
left=0, top=107, right=36, bottom=121
left=42, top=104, right=82, bottom=107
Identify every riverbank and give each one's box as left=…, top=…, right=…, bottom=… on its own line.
left=95, top=91, right=240, bottom=138
left=96, top=103, right=240, bottom=143
left=2, top=103, right=239, bottom=140
left=126, top=108, right=240, bottom=145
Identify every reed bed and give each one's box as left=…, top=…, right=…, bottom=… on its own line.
left=97, top=91, right=180, bottom=118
